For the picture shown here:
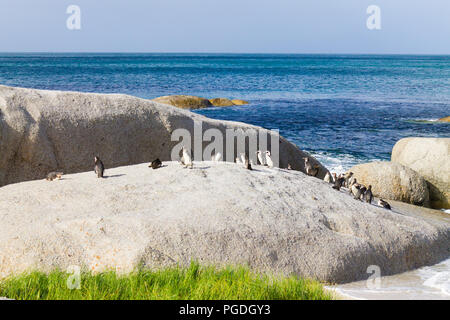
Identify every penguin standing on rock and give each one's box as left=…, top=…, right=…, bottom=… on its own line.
left=364, top=185, right=373, bottom=204
left=181, top=147, right=193, bottom=169
left=149, top=158, right=162, bottom=169
left=240, top=153, right=247, bottom=165
left=244, top=153, right=252, bottom=170
left=349, top=178, right=360, bottom=196
left=354, top=185, right=367, bottom=201
left=304, top=157, right=319, bottom=177
left=256, top=151, right=265, bottom=166
left=265, top=151, right=274, bottom=168
left=332, top=176, right=345, bottom=191
left=94, top=156, right=105, bottom=178
left=344, top=172, right=354, bottom=188
left=324, top=172, right=332, bottom=183
left=211, top=152, right=222, bottom=162
left=332, top=173, right=337, bottom=183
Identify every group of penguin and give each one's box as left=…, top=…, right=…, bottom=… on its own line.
left=178, top=146, right=275, bottom=170
left=45, top=149, right=392, bottom=211
left=324, top=171, right=391, bottom=210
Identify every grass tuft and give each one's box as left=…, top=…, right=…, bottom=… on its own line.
left=0, top=262, right=333, bottom=300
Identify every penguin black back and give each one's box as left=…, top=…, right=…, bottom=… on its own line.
left=150, top=158, right=162, bottom=169
left=244, top=153, right=252, bottom=170
left=378, top=199, right=391, bottom=210
left=354, top=186, right=366, bottom=201
left=332, top=177, right=345, bottom=191
left=94, top=156, right=105, bottom=178
left=46, top=171, right=63, bottom=181
left=364, top=185, right=373, bottom=204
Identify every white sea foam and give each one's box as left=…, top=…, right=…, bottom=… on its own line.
left=417, top=259, right=450, bottom=296
left=331, top=258, right=450, bottom=300
left=311, top=152, right=378, bottom=175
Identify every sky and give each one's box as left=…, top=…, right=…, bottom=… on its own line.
left=0, top=0, right=449, bottom=54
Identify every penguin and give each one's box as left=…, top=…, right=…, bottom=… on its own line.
left=324, top=172, right=332, bottom=183
left=312, top=165, right=320, bottom=177
left=344, top=172, right=354, bottom=188
left=149, top=158, right=162, bottom=169
left=265, top=151, right=274, bottom=168
left=46, top=171, right=63, bottom=181
left=364, top=185, right=373, bottom=204
left=332, top=176, right=346, bottom=191
left=240, top=153, right=246, bottom=165
left=182, top=147, right=193, bottom=169
left=94, top=156, right=105, bottom=178
left=244, top=153, right=252, bottom=170
left=287, top=164, right=292, bottom=170
left=349, top=178, right=360, bottom=196
left=378, top=199, right=391, bottom=210
left=332, top=173, right=337, bottom=183
left=354, top=185, right=367, bottom=201
left=256, top=150, right=265, bottom=166
left=235, top=157, right=241, bottom=164
left=211, top=152, right=222, bottom=162
left=304, top=157, right=319, bottom=177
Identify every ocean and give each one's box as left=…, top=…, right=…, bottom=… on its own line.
left=0, top=53, right=449, bottom=299
left=0, top=53, right=449, bottom=173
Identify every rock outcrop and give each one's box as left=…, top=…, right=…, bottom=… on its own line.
left=0, top=162, right=448, bottom=283
left=0, top=85, right=326, bottom=187
left=392, top=138, right=450, bottom=209
left=153, top=95, right=249, bottom=109
left=209, top=98, right=235, bottom=107
left=231, top=99, right=249, bottom=105
left=349, top=161, right=430, bottom=207
left=152, top=95, right=212, bottom=109
left=438, top=116, right=450, bottom=123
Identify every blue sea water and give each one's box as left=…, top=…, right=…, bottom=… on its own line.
left=0, top=53, right=449, bottom=172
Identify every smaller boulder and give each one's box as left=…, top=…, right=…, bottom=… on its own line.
left=153, top=95, right=212, bottom=109
left=209, top=98, right=235, bottom=106
left=349, top=161, right=430, bottom=207
left=231, top=99, right=249, bottom=105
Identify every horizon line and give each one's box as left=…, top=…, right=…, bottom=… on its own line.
left=0, top=51, right=450, bottom=56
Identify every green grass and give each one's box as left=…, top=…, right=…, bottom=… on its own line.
left=0, top=262, right=333, bottom=300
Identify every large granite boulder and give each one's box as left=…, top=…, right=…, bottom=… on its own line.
left=0, top=85, right=326, bottom=187
left=152, top=95, right=212, bottom=109
left=0, top=162, right=448, bottom=283
left=349, top=161, right=430, bottom=207
left=392, top=138, right=450, bottom=209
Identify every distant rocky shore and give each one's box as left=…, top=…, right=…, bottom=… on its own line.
left=153, top=95, right=249, bottom=109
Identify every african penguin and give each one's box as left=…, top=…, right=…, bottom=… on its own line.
left=94, top=156, right=105, bottom=178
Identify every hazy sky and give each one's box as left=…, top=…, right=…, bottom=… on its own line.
left=0, top=0, right=449, bottom=53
